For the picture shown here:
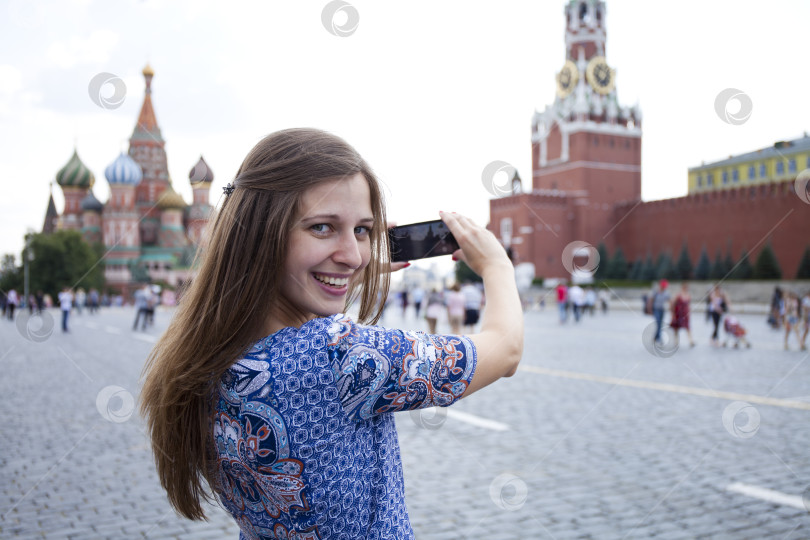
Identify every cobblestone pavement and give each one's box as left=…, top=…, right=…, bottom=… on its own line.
left=1, top=303, right=808, bottom=539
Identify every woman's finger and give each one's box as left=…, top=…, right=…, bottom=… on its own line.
left=387, top=261, right=410, bottom=273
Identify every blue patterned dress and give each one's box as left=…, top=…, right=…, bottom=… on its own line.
left=212, top=313, right=477, bottom=539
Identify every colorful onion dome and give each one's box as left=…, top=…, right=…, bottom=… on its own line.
left=80, top=190, right=103, bottom=213
left=56, top=149, right=95, bottom=188
left=157, top=184, right=186, bottom=210
left=142, top=63, right=154, bottom=77
left=104, top=152, right=143, bottom=186
left=189, top=155, right=214, bottom=184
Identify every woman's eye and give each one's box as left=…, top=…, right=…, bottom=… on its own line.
left=310, top=224, right=331, bottom=234
left=354, top=226, right=370, bottom=236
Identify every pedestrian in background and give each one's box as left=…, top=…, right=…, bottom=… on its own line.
left=782, top=291, right=802, bottom=351
left=598, top=288, right=609, bottom=314
left=585, top=286, right=597, bottom=316
left=411, top=286, right=424, bottom=318
left=708, top=286, right=727, bottom=346
left=75, top=288, right=86, bottom=315
left=445, top=283, right=465, bottom=334
left=670, top=282, right=695, bottom=347
left=424, top=288, right=444, bottom=334
left=556, top=282, right=568, bottom=323
left=768, top=286, right=783, bottom=329
left=132, top=285, right=150, bottom=331
left=58, top=287, right=73, bottom=333
left=568, top=283, right=585, bottom=322
left=652, top=279, right=671, bottom=344
left=6, top=289, right=18, bottom=320
left=800, top=291, right=810, bottom=351
left=400, top=288, right=409, bottom=318
left=461, top=281, right=483, bottom=332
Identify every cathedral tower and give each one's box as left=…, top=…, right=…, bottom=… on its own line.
left=129, top=64, right=170, bottom=246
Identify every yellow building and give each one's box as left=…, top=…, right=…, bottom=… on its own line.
left=688, top=133, right=810, bottom=193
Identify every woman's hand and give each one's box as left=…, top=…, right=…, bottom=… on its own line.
left=439, top=211, right=511, bottom=277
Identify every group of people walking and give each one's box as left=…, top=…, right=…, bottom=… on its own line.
left=555, top=282, right=610, bottom=323
left=392, top=282, right=484, bottom=335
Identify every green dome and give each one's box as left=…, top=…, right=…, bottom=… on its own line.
left=56, top=149, right=95, bottom=188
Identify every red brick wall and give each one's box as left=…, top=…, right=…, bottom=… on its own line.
left=612, top=181, right=810, bottom=278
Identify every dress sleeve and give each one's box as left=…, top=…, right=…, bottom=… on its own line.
left=325, top=314, right=477, bottom=421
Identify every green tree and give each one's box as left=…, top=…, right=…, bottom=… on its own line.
left=676, top=243, right=692, bottom=280
left=723, top=250, right=735, bottom=278
left=640, top=254, right=656, bottom=281
left=455, top=260, right=482, bottom=283
left=27, top=230, right=105, bottom=297
left=629, top=256, right=644, bottom=281
left=730, top=250, right=753, bottom=280
left=694, top=247, right=711, bottom=280
left=655, top=252, right=677, bottom=280
left=606, top=247, right=628, bottom=279
left=796, top=246, right=810, bottom=279
left=594, top=242, right=609, bottom=280
left=0, top=253, right=22, bottom=293
left=753, top=243, right=782, bottom=280
left=709, top=249, right=726, bottom=280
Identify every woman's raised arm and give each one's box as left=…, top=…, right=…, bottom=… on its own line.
left=439, top=211, right=524, bottom=396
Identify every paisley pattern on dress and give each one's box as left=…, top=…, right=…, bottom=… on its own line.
left=213, top=314, right=477, bottom=539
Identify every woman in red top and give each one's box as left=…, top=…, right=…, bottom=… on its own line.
left=670, top=283, right=695, bottom=347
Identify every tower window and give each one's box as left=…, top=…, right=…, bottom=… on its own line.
left=789, top=159, right=796, bottom=173
left=697, top=175, right=703, bottom=187
left=748, top=165, right=755, bottom=180
left=732, top=169, right=739, bottom=182
left=707, top=173, right=714, bottom=186
left=776, top=161, right=785, bottom=175
left=593, top=136, right=599, bottom=146
left=759, top=164, right=766, bottom=178
left=722, top=171, right=728, bottom=184
left=579, top=2, right=587, bottom=20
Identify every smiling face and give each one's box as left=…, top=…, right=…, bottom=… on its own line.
left=268, top=173, right=374, bottom=331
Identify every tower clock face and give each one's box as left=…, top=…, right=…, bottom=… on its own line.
left=556, top=60, right=579, bottom=98
left=586, top=56, right=615, bottom=95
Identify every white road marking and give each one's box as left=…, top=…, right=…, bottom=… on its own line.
left=726, top=482, right=807, bottom=510
left=132, top=333, right=157, bottom=343
left=104, top=326, right=122, bottom=334
left=446, top=409, right=510, bottom=431
left=519, top=365, right=810, bottom=411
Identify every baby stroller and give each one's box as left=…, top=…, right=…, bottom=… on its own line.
left=723, top=316, right=751, bottom=348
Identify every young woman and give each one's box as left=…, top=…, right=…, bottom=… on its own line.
left=139, top=128, right=523, bottom=539
left=670, top=282, right=695, bottom=347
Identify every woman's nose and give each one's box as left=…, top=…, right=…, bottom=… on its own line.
left=333, top=233, right=363, bottom=268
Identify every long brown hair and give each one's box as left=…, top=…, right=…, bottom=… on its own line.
left=139, top=128, right=389, bottom=520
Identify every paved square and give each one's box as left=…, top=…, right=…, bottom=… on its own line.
left=1, top=302, right=808, bottom=538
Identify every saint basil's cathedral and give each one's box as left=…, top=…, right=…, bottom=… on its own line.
left=43, top=65, right=213, bottom=296
left=489, top=0, right=810, bottom=280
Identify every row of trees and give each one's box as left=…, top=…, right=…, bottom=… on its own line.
left=0, top=230, right=105, bottom=299
left=593, top=242, right=810, bottom=282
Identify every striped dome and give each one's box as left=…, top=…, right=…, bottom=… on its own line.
left=157, top=184, right=186, bottom=210
left=105, top=152, right=143, bottom=186
left=56, top=150, right=95, bottom=188
left=80, top=190, right=104, bottom=212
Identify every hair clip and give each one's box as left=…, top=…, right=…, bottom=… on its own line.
left=223, top=183, right=235, bottom=196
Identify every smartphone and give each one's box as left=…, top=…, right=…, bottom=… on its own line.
left=388, top=219, right=460, bottom=262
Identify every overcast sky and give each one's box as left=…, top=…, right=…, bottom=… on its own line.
left=2, top=0, right=809, bottom=274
